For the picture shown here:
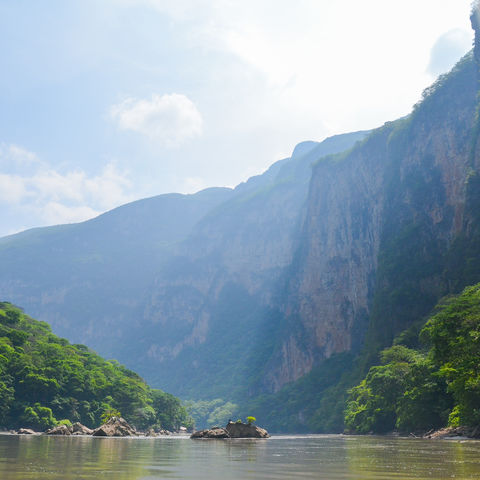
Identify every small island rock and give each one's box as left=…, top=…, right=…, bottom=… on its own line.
left=190, top=422, right=269, bottom=439
left=226, top=421, right=269, bottom=438
left=92, top=416, right=137, bottom=437
left=190, top=427, right=230, bottom=439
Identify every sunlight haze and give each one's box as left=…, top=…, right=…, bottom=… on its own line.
left=0, top=0, right=473, bottom=236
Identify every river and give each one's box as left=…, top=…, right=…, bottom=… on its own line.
left=1, top=434, right=480, bottom=479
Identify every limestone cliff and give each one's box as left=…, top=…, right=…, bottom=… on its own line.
left=127, top=132, right=368, bottom=397
left=263, top=50, right=479, bottom=391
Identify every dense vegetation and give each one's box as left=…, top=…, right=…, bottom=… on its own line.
left=184, top=398, right=239, bottom=429
left=0, top=302, right=193, bottom=431
left=345, top=283, right=480, bottom=434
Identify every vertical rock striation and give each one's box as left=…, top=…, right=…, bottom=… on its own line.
left=263, top=49, right=480, bottom=391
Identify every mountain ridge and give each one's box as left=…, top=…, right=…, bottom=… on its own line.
left=1, top=22, right=480, bottom=433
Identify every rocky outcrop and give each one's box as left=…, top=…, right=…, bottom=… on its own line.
left=424, top=426, right=480, bottom=439
left=45, top=422, right=93, bottom=436
left=17, top=428, right=37, bottom=435
left=190, top=427, right=230, bottom=439
left=92, top=417, right=137, bottom=437
left=45, top=425, right=71, bottom=435
left=225, top=421, right=269, bottom=438
left=71, top=422, right=93, bottom=435
left=191, top=422, right=269, bottom=439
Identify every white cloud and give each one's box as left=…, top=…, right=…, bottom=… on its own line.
left=427, top=28, right=472, bottom=77
left=0, top=173, right=27, bottom=204
left=110, top=93, right=203, bottom=147
left=0, top=142, right=43, bottom=175
left=127, top=0, right=472, bottom=136
left=41, top=202, right=100, bottom=225
left=4, top=144, right=40, bottom=165
left=0, top=144, right=134, bottom=233
left=181, top=176, right=208, bottom=194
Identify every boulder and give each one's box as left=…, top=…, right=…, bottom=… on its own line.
left=17, top=428, right=37, bottom=435
left=44, top=422, right=93, bottom=436
left=45, top=425, right=71, bottom=435
left=225, top=421, right=270, bottom=438
left=92, top=417, right=137, bottom=437
left=190, top=427, right=230, bottom=439
left=71, top=422, right=93, bottom=435
left=424, top=426, right=477, bottom=439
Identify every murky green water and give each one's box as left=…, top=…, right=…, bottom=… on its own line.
left=1, top=434, right=480, bottom=479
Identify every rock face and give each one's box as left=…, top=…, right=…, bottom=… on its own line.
left=131, top=132, right=369, bottom=398
left=191, top=422, right=269, bottom=439
left=92, top=417, right=137, bottom=437
left=262, top=51, right=480, bottom=391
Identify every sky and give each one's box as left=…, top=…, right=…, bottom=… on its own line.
left=0, top=0, right=474, bottom=237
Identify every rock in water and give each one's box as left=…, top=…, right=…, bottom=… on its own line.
left=191, top=422, right=270, bottom=439
left=17, top=428, right=37, bottom=435
left=71, top=422, right=93, bottom=435
left=190, top=427, right=230, bottom=439
left=225, top=422, right=269, bottom=438
left=92, top=417, right=137, bottom=437
left=45, top=425, right=71, bottom=435
left=45, top=422, right=93, bottom=436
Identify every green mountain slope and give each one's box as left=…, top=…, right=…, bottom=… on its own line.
left=0, top=130, right=367, bottom=400
left=0, top=302, right=192, bottom=431
left=0, top=187, right=232, bottom=358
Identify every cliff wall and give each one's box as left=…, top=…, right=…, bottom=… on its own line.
left=263, top=52, right=479, bottom=392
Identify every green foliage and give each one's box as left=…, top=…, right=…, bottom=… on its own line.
left=422, top=284, right=480, bottom=426
left=57, top=419, right=72, bottom=427
left=184, top=398, right=238, bottom=429
left=246, top=416, right=256, bottom=424
left=151, top=389, right=193, bottom=431
left=242, top=352, right=355, bottom=433
left=344, top=346, right=450, bottom=434
left=0, top=302, right=193, bottom=431
left=345, top=284, right=480, bottom=434
left=21, top=403, right=57, bottom=431
left=100, top=408, right=121, bottom=424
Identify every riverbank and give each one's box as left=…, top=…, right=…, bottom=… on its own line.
left=2, top=417, right=191, bottom=438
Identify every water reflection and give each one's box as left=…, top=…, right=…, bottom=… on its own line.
left=1, top=434, right=480, bottom=479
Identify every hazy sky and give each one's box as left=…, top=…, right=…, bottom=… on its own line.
left=0, top=0, right=474, bottom=237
